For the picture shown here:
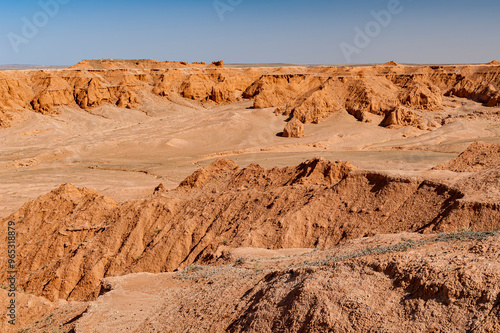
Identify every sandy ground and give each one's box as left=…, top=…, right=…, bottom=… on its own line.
left=1, top=94, right=498, bottom=219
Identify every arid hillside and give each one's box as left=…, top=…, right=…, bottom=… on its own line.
left=434, top=141, right=500, bottom=172
left=0, top=60, right=499, bottom=332
left=2, top=230, right=499, bottom=333
left=1, top=141, right=499, bottom=332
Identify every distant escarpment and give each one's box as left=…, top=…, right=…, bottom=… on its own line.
left=0, top=59, right=258, bottom=118
left=0, top=60, right=499, bottom=135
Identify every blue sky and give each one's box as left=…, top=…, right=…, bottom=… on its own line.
left=0, top=0, right=499, bottom=65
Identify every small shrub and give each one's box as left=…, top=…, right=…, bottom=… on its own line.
left=234, top=257, right=246, bottom=265
left=184, top=264, right=203, bottom=273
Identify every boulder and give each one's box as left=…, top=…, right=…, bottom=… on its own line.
left=282, top=118, right=305, bottom=138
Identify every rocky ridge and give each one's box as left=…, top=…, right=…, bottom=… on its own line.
left=1, top=60, right=499, bottom=135
left=1, top=146, right=499, bottom=306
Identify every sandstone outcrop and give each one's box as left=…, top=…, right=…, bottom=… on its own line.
left=0, top=60, right=499, bottom=130
left=282, top=117, right=305, bottom=138
left=383, top=60, right=401, bottom=66
left=381, top=107, right=424, bottom=128
left=30, top=76, right=75, bottom=114
left=0, top=75, right=34, bottom=111
left=1, top=153, right=498, bottom=303
left=398, top=81, right=443, bottom=110
left=446, top=77, right=500, bottom=107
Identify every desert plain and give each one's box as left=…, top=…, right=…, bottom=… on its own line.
left=0, top=59, right=499, bottom=332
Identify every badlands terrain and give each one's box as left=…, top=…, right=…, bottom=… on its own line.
left=0, top=59, right=499, bottom=332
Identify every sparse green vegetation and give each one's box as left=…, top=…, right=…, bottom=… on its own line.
left=303, top=230, right=499, bottom=267
left=234, top=257, right=246, bottom=265
left=170, top=230, right=500, bottom=282
left=174, top=265, right=262, bottom=281
left=436, top=230, right=497, bottom=241
left=253, top=262, right=263, bottom=272
left=184, top=264, right=203, bottom=272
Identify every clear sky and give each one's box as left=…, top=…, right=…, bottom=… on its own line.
left=0, top=0, right=499, bottom=65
